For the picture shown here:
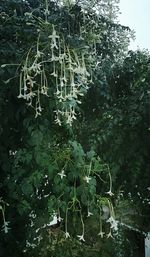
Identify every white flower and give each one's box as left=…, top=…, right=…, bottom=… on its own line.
left=84, top=176, right=91, bottom=183
left=26, top=92, right=36, bottom=101
left=51, top=55, right=59, bottom=62
left=2, top=221, right=10, bottom=234
left=36, top=228, right=40, bottom=233
left=25, top=12, right=33, bottom=18
left=51, top=41, right=58, bottom=49
left=62, top=75, right=67, bottom=83
left=51, top=70, right=58, bottom=77
left=35, top=50, right=43, bottom=58
left=106, top=190, right=114, bottom=196
left=74, top=66, right=88, bottom=76
left=55, top=117, right=62, bottom=126
left=98, top=231, right=105, bottom=238
left=29, top=63, right=41, bottom=73
left=107, top=216, right=118, bottom=231
left=58, top=170, right=66, bottom=179
left=29, top=211, right=36, bottom=219
left=87, top=211, right=93, bottom=217
left=17, top=93, right=24, bottom=99
left=48, top=26, right=60, bottom=50
left=48, top=26, right=60, bottom=40
left=107, top=216, right=114, bottom=223
left=49, top=215, right=57, bottom=226
left=57, top=216, right=63, bottom=222
left=65, top=232, right=70, bottom=238
left=77, top=234, right=85, bottom=242
left=107, top=231, right=114, bottom=239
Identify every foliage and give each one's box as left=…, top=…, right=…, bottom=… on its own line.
left=78, top=49, right=150, bottom=232
left=0, top=0, right=149, bottom=257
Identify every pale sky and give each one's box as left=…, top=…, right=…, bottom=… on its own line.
left=118, top=0, right=150, bottom=50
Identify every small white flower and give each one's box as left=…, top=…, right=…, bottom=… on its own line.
left=87, top=211, right=93, bottom=217
left=48, top=26, right=60, bottom=40
left=25, top=12, right=33, bottom=18
left=51, top=71, right=58, bottom=77
left=26, top=92, right=36, bottom=101
left=51, top=54, right=59, bottom=62
left=17, top=93, right=24, bottom=99
left=58, top=170, right=66, bottom=179
left=51, top=41, right=58, bottom=49
left=35, top=50, right=43, bottom=58
left=57, top=216, right=63, bottom=222
left=2, top=221, right=10, bottom=234
left=84, top=176, right=91, bottom=183
left=36, top=228, right=40, bottom=233
left=65, top=232, right=70, bottom=238
left=49, top=215, right=58, bottom=226
left=62, top=75, right=67, bottom=83
left=48, top=26, right=60, bottom=50
left=107, top=216, right=118, bottom=231
left=106, top=190, right=114, bottom=196
left=107, top=231, right=114, bottom=239
left=55, top=117, right=62, bottom=126
left=107, top=216, right=114, bottom=223
left=98, top=231, right=105, bottom=238
left=77, top=234, right=85, bottom=242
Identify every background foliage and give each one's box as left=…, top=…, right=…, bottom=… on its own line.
left=0, top=1, right=149, bottom=257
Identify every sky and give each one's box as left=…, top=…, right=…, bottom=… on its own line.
left=118, top=0, right=150, bottom=50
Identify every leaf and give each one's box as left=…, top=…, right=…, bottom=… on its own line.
left=48, top=165, right=55, bottom=178
left=87, top=150, right=95, bottom=160
left=70, top=140, right=85, bottom=164
left=21, top=182, right=33, bottom=196
left=18, top=200, right=31, bottom=215
left=31, top=129, right=43, bottom=146
left=81, top=193, right=88, bottom=205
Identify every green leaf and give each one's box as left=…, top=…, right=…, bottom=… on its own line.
left=18, top=200, right=31, bottom=215
left=21, top=182, right=33, bottom=196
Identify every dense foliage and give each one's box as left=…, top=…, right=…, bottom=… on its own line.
left=79, top=49, right=150, bottom=228
left=0, top=1, right=149, bottom=257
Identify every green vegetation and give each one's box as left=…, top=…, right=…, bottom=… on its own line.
left=0, top=1, right=149, bottom=256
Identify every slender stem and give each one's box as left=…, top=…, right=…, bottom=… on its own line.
left=1, top=208, right=6, bottom=225
left=108, top=172, right=112, bottom=192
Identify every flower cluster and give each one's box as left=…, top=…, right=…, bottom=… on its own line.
left=19, top=24, right=91, bottom=125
